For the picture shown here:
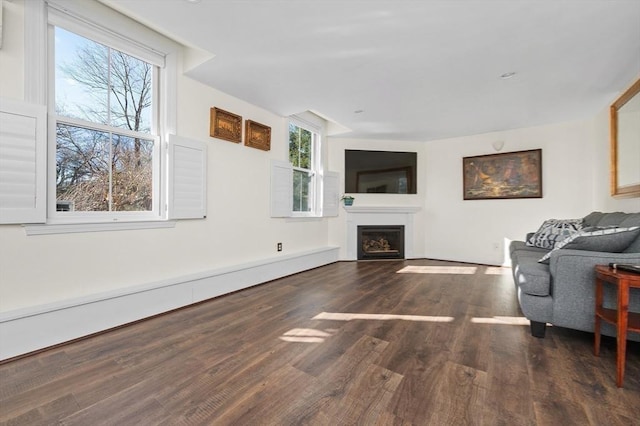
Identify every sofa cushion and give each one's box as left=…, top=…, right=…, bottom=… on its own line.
left=582, top=211, right=606, bottom=227
left=624, top=234, right=640, bottom=253
left=526, top=219, right=583, bottom=250
left=514, top=262, right=551, bottom=296
left=620, top=214, right=640, bottom=253
left=595, top=212, right=629, bottom=227
left=538, top=226, right=640, bottom=263
left=619, top=213, right=640, bottom=228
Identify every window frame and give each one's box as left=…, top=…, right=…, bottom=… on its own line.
left=20, top=0, right=182, bottom=229
left=289, top=117, right=321, bottom=217
left=19, top=0, right=209, bottom=234
left=47, top=11, right=165, bottom=223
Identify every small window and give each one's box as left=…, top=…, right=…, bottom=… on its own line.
left=289, top=120, right=319, bottom=214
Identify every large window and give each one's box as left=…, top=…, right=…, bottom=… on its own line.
left=289, top=120, right=320, bottom=214
left=52, top=26, right=159, bottom=217
left=3, top=0, right=207, bottom=229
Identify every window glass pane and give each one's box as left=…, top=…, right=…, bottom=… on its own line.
left=56, top=123, right=110, bottom=212
left=55, top=27, right=108, bottom=124
left=289, top=123, right=313, bottom=170
left=55, top=27, right=153, bottom=134
left=56, top=124, right=154, bottom=212
left=289, top=123, right=301, bottom=168
left=112, top=135, right=153, bottom=211
left=299, top=128, right=312, bottom=169
left=293, top=169, right=311, bottom=212
left=110, top=51, right=153, bottom=133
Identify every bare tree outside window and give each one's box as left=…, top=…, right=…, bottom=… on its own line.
left=55, top=27, right=154, bottom=212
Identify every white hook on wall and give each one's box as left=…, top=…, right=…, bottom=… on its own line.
left=492, top=140, right=505, bottom=151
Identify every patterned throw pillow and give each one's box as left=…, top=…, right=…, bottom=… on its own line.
left=526, top=219, right=584, bottom=250
left=538, top=226, right=640, bottom=264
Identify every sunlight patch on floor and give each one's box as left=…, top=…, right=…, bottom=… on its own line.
left=471, top=316, right=530, bottom=325
left=484, top=266, right=511, bottom=275
left=312, top=312, right=455, bottom=322
left=396, top=265, right=478, bottom=275
left=279, top=328, right=333, bottom=343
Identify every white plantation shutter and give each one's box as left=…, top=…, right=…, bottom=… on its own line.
left=167, top=134, right=207, bottom=219
left=322, top=171, right=340, bottom=217
left=271, top=160, right=293, bottom=217
left=0, top=98, right=47, bottom=224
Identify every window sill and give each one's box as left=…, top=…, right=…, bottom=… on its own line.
left=24, top=220, right=177, bottom=236
left=286, top=215, right=322, bottom=222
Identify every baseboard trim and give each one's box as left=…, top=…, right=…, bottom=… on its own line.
left=0, top=247, right=340, bottom=361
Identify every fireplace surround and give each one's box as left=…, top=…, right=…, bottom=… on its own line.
left=344, top=206, right=421, bottom=260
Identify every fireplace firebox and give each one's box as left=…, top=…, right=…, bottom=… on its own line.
left=357, top=225, right=405, bottom=260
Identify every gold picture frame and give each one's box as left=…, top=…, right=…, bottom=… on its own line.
left=245, top=120, right=271, bottom=151
left=463, top=149, right=542, bottom=200
left=610, top=77, right=640, bottom=198
left=210, top=107, right=242, bottom=143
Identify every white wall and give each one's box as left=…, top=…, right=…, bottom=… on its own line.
left=423, top=120, right=593, bottom=265
left=0, top=0, right=330, bottom=313
left=421, top=117, right=639, bottom=266
left=0, top=0, right=24, bottom=100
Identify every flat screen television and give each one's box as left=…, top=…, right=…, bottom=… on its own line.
left=345, top=150, right=417, bottom=194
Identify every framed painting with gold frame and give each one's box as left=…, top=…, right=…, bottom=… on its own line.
left=463, top=149, right=542, bottom=200
left=245, top=120, right=271, bottom=151
left=210, top=107, right=242, bottom=143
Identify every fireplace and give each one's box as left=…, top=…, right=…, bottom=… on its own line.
left=357, top=225, right=405, bottom=260
left=345, top=206, right=419, bottom=260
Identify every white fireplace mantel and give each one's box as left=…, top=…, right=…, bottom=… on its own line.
left=344, top=206, right=421, bottom=214
left=345, top=205, right=421, bottom=260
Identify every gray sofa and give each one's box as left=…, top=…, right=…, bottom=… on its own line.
left=510, top=211, right=640, bottom=340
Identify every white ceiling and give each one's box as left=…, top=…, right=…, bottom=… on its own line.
left=103, top=0, right=640, bottom=141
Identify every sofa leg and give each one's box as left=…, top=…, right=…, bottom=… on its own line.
left=530, top=321, right=546, bottom=338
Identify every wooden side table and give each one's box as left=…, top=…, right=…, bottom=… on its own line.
left=594, top=264, right=640, bottom=387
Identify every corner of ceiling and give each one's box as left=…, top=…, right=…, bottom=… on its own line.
left=309, top=109, right=351, bottom=137
left=182, top=45, right=216, bottom=74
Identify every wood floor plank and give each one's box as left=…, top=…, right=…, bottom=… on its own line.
left=1, top=259, right=638, bottom=425
left=60, top=390, right=167, bottom=426
left=532, top=399, right=590, bottom=426
left=385, top=347, right=451, bottom=424
left=0, top=357, right=122, bottom=422
left=484, top=323, right=535, bottom=419
left=207, top=363, right=319, bottom=425
left=424, top=360, right=488, bottom=426
left=0, top=351, right=72, bottom=398
left=479, top=406, right=537, bottom=426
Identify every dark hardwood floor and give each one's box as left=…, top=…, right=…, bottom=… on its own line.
left=1, top=259, right=638, bottom=425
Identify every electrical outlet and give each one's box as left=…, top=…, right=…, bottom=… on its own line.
left=277, top=242, right=282, bottom=252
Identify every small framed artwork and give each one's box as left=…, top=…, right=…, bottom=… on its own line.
left=463, top=149, right=542, bottom=200
left=210, top=107, right=242, bottom=143
left=245, top=119, right=271, bottom=151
